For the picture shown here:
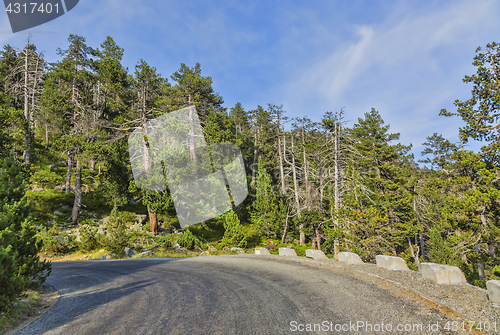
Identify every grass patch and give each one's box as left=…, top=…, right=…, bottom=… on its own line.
left=0, top=289, right=43, bottom=335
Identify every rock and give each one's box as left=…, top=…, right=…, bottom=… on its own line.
left=53, top=210, right=64, bottom=216
left=305, top=249, right=328, bottom=260
left=54, top=235, right=71, bottom=244
left=254, top=247, right=270, bottom=255
left=54, top=185, right=63, bottom=192
left=172, top=241, right=181, bottom=248
left=134, top=250, right=153, bottom=257
left=174, top=248, right=185, bottom=253
left=279, top=248, right=297, bottom=257
left=143, top=245, right=159, bottom=252
left=486, top=280, right=500, bottom=304
left=99, top=249, right=105, bottom=252
left=128, top=223, right=143, bottom=231
left=200, top=251, right=210, bottom=256
left=32, top=187, right=44, bottom=192
left=100, top=255, right=106, bottom=260
left=337, top=252, right=363, bottom=264
left=105, top=254, right=114, bottom=260
left=129, top=198, right=137, bottom=205
left=208, top=245, right=217, bottom=252
left=376, top=255, right=409, bottom=271
left=420, top=263, right=466, bottom=284
left=230, top=247, right=245, bottom=254
left=134, top=214, right=147, bottom=225
left=124, top=247, right=135, bottom=258
left=49, top=164, right=58, bottom=170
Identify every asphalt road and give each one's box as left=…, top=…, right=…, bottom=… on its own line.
left=16, top=255, right=460, bottom=334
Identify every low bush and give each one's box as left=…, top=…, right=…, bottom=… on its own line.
left=78, top=224, right=101, bottom=252
left=177, top=229, right=200, bottom=250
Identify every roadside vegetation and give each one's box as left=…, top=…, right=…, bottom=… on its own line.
left=1, top=36, right=500, bottom=315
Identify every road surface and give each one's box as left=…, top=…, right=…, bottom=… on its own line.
left=16, top=255, right=459, bottom=334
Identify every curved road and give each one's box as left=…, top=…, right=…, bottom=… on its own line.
left=17, top=256, right=458, bottom=334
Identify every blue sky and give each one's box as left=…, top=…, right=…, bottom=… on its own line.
left=1, top=0, right=499, bottom=158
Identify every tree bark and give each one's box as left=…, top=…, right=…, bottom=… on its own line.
left=301, top=119, right=311, bottom=210
left=90, top=160, right=96, bottom=171
left=65, top=153, right=73, bottom=194
left=333, top=119, right=340, bottom=259
left=489, top=243, right=496, bottom=260
left=408, top=237, right=421, bottom=271
left=478, top=263, right=486, bottom=281
left=475, top=243, right=486, bottom=281
left=316, top=226, right=321, bottom=251
left=290, top=135, right=304, bottom=245
left=71, top=160, right=82, bottom=224
left=23, top=42, right=30, bottom=163
left=148, top=209, right=158, bottom=235
left=276, top=114, right=286, bottom=195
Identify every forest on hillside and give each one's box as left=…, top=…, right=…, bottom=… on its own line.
left=1, top=34, right=499, bottom=306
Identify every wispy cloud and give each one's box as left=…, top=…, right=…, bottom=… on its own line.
left=278, top=0, right=500, bottom=153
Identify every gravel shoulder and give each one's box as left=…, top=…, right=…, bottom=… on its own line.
left=249, top=254, right=500, bottom=324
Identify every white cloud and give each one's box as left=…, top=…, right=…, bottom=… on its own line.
left=277, top=0, right=500, bottom=155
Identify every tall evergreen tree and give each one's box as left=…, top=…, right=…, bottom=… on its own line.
left=0, top=151, right=51, bottom=311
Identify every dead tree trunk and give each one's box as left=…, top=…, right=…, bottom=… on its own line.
left=71, top=160, right=82, bottom=224
left=408, top=237, right=421, bottom=271
left=333, top=118, right=340, bottom=258
left=290, top=135, right=304, bottom=245
left=276, top=114, right=286, bottom=195
left=65, top=153, right=73, bottom=194
left=23, top=42, right=30, bottom=163
left=301, top=120, right=311, bottom=209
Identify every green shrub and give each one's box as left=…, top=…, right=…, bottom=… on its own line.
left=104, top=228, right=128, bottom=257
left=39, top=228, right=69, bottom=255
left=119, top=211, right=136, bottom=225
left=0, top=245, right=19, bottom=311
left=0, top=151, right=51, bottom=312
left=106, top=207, right=124, bottom=231
left=493, top=265, right=500, bottom=278
left=177, top=229, right=199, bottom=250
left=31, top=170, right=63, bottom=189
left=221, top=210, right=247, bottom=248
left=78, top=224, right=100, bottom=252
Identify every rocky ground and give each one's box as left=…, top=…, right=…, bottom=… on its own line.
left=255, top=254, right=500, bottom=328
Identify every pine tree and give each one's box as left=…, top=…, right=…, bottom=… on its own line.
left=0, top=151, right=51, bottom=311
left=419, top=133, right=457, bottom=172
left=249, top=157, right=280, bottom=238
left=440, top=42, right=500, bottom=162
left=350, top=108, right=421, bottom=257
left=163, top=63, right=224, bottom=123
left=221, top=210, right=246, bottom=247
